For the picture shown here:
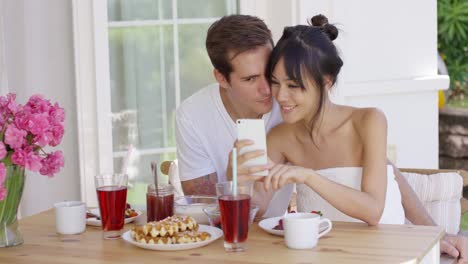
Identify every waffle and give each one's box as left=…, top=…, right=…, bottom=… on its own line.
left=173, top=230, right=211, bottom=244
left=130, top=215, right=210, bottom=245
left=134, top=215, right=198, bottom=238
left=164, top=215, right=199, bottom=232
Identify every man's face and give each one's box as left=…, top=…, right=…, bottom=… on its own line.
left=224, top=44, right=273, bottom=117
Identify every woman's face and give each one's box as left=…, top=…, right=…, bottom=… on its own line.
left=270, top=58, right=321, bottom=124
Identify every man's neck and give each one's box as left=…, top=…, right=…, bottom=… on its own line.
left=219, top=87, right=262, bottom=122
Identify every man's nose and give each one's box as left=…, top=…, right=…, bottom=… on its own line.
left=258, top=77, right=271, bottom=96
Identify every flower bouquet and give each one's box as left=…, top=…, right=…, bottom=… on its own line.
left=0, top=93, right=65, bottom=247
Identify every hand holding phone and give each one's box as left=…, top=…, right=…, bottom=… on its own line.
left=236, top=119, right=268, bottom=176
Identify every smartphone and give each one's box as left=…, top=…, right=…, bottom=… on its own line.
left=236, top=119, right=268, bottom=176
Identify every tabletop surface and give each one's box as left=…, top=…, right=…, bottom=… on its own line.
left=0, top=209, right=445, bottom=264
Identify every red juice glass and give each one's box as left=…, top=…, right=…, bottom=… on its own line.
left=216, top=181, right=253, bottom=252
left=94, top=173, right=128, bottom=239
left=146, top=184, right=174, bottom=222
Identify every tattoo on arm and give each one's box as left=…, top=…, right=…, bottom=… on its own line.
left=181, top=173, right=217, bottom=195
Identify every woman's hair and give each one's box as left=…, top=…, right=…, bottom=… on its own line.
left=267, top=14, right=343, bottom=139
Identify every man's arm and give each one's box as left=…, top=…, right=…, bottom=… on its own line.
left=176, top=108, right=218, bottom=196
left=181, top=172, right=217, bottom=195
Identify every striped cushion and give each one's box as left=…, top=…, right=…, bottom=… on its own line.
left=401, top=171, right=463, bottom=235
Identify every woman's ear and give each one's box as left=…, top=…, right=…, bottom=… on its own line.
left=213, top=69, right=230, bottom=89
left=323, top=76, right=334, bottom=90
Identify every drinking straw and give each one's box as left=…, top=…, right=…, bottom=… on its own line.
left=121, top=145, right=134, bottom=174
left=118, top=145, right=134, bottom=187
left=232, top=148, right=237, bottom=196
left=151, top=161, right=159, bottom=197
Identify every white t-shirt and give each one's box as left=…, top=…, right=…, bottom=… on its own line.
left=176, top=83, right=283, bottom=182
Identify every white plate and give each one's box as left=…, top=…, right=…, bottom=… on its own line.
left=86, top=208, right=142, bottom=226
left=122, top=225, right=223, bottom=251
left=258, top=216, right=327, bottom=236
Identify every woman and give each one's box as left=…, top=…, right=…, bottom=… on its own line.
left=258, top=14, right=404, bottom=225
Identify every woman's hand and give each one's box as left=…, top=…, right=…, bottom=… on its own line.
left=226, top=140, right=274, bottom=183
left=263, top=164, right=309, bottom=191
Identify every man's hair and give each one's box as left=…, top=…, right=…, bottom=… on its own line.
left=206, top=15, right=273, bottom=80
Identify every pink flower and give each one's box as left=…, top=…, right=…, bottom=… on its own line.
left=13, top=111, right=28, bottom=131
left=0, top=142, right=6, bottom=160
left=49, top=125, right=64, bottom=146
left=0, top=93, right=65, bottom=178
left=40, top=150, right=64, bottom=177
left=11, top=147, right=42, bottom=172
left=0, top=93, right=20, bottom=126
left=0, top=186, right=7, bottom=201
left=25, top=94, right=51, bottom=114
left=25, top=113, right=50, bottom=136
left=4, top=124, right=27, bottom=149
left=49, top=103, right=65, bottom=124
left=0, top=163, right=5, bottom=185
left=0, top=93, right=19, bottom=115
left=33, top=131, right=53, bottom=147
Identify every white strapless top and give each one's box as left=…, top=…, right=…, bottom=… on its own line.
left=296, top=165, right=405, bottom=224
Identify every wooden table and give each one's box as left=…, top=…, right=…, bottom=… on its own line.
left=0, top=210, right=445, bottom=264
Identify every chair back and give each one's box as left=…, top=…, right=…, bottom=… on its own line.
left=160, top=160, right=184, bottom=197
left=400, top=168, right=468, bottom=235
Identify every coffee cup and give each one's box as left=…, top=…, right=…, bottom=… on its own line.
left=54, top=201, right=86, bottom=235
left=283, top=212, right=332, bottom=249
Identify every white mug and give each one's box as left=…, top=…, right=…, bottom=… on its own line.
left=54, top=201, right=86, bottom=235
left=283, top=212, right=332, bottom=249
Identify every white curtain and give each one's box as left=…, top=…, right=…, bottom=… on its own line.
left=0, top=0, right=8, bottom=94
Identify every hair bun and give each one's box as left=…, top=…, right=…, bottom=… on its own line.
left=309, top=14, right=338, bottom=41
left=322, top=24, right=338, bottom=41
left=310, top=14, right=328, bottom=27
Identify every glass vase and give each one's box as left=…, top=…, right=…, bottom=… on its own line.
left=0, top=165, right=25, bottom=247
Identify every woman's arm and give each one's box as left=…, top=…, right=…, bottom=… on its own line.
left=264, top=109, right=388, bottom=225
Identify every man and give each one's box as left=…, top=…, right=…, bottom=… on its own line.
left=175, top=14, right=468, bottom=260
left=175, top=15, right=279, bottom=195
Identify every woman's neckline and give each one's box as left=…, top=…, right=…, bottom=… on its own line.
left=315, top=165, right=392, bottom=172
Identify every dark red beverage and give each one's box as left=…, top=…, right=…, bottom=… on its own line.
left=96, top=186, right=127, bottom=231
left=147, top=193, right=174, bottom=222
left=218, top=194, right=251, bottom=243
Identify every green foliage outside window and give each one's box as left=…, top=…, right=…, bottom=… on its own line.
left=438, top=0, right=468, bottom=104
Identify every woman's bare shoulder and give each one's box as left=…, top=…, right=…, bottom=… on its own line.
left=267, top=123, right=298, bottom=163
left=351, top=107, right=388, bottom=138
left=268, top=123, right=295, bottom=139
left=353, top=107, right=387, bottom=124
left=267, top=123, right=298, bottom=146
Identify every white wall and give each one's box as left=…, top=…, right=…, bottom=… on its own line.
left=3, top=0, right=80, bottom=217
left=0, top=0, right=7, bottom=94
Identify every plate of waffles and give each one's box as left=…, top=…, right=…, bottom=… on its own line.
left=122, top=215, right=223, bottom=251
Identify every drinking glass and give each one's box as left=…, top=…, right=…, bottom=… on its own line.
left=215, top=181, right=253, bottom=252
left=146, top=183, right=174, bottom=222
left=94, top=173, right=128, bottom=239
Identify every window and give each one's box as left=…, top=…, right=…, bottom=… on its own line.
left=106, top=0, right=238, bottom=206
